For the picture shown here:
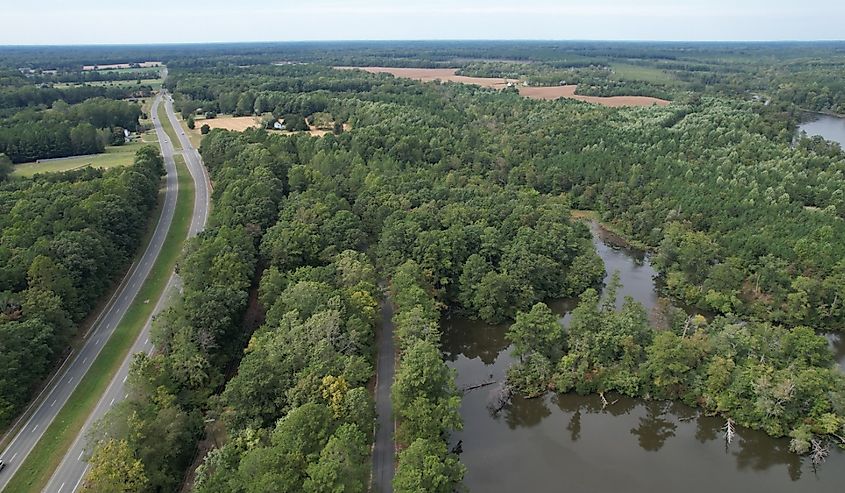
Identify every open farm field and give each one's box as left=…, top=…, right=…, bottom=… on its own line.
left=519, top=85, right=670, bottom=106
left=338, top=66, right=669, bottom=106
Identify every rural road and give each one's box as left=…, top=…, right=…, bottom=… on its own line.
left=41, top=92, right=210, bottom=493
left=0, top=89, right=210, bottom=493
left=372, top=298, right=396, bottom=493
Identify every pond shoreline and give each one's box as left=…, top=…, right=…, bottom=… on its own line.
left=570, top=209, right=653, bottom=251
left=442, top=217, right=844, bottom=492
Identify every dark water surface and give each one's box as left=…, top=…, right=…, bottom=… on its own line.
left=442, top=221, right=844, bottom=492
left=799, top=113, right=845, bottom=147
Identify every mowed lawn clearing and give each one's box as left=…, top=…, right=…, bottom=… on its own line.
left=12, top=137, right=159, bottom=177
left=3, top=155, right=195, bottom=493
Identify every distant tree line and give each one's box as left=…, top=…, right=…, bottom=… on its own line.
left=0, top=97, right=142, bottom=163
left=0, top=70, right=144, bottom=113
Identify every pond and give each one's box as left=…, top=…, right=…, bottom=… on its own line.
left=442, top=221, right=844, bottom=492
left=798, top=113, right=845, bottom=148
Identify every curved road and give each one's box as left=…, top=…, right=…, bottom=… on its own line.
left=0, top=91, right=210, bottom=493
left=43, top=93, right=211, bottom=493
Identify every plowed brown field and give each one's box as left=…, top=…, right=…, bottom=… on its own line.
left=336, top=67, right=669, bottom=107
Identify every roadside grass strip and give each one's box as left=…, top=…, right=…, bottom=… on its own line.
left=158, top=99, right=182, bottom=151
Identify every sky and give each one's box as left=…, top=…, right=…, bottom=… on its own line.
left=1, top=0, right=844, bottom=45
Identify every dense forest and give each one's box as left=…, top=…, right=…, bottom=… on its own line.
left=0, top=147, right=163, bottom=428
left=2, top=41, right=845, bottom=492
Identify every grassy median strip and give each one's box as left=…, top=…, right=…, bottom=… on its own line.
left=5, top=155, right=195, bottom=493
left=158, top=100, right=182, bottom=151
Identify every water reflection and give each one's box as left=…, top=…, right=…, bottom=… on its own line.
left=630, top=402, right=678, bottom=452
left=798, top=113, right=845, bottom=149
left=443, top=221, right=844, bottom=492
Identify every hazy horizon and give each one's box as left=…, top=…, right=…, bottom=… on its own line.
left=2, top=0, right=844, bottom=45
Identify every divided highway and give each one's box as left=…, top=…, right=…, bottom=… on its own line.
left=0, top=91, right=210, bottom=493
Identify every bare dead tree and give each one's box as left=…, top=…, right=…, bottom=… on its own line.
left=723, top=418, right=736, bottom=445
left=599, top=392, right=618, bottom=410
left=487, top=382, right=513, bottom=415
left=810, top=438, right=829, bottom=468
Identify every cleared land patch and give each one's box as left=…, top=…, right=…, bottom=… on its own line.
left=609, top=63, right=677, bottom=84
left=188, top=115, right=346, bottom=139
left=12, top=139, right=158, bottom=177
left=336, top=67, right=670, bottom=107
left=82, top=61, right=161, bottom=71
left=337, top=66, right=517, bottom=88
left=199, top=115, right=263, bottom=132
left=519, top=85, right=669, bottom=106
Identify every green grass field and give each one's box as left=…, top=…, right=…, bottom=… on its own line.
left=3, top=155, right=195, bottom=493
left=158, top=101, right=182, bottom=151
left=12, top=137, right=159, bottom=177
left=610, top=63, right=677, bottom=84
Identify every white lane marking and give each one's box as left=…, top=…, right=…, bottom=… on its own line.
left=11, top=452, right=17, bottom=461
left=122, top=375, right=127, bottom=383
left=78, top=450, right=85, bottom=460
left=72, top=473, right=85, bottom=493
left=67, top=376, right=73, bottom=384
left=82, top=357, right=87, bottom=364
left=58, top=483, right=65, bottom=493
left=32, top=424, right=38, bottom=433
left=51, top=399, right=57, bottom=407
left=124, top=393, right=128, bottom=399
left=109, top=398, right=115, bottom=406
left=95, top=338, right=100, bottom=345
left=145, top=338, right=149, bottom=345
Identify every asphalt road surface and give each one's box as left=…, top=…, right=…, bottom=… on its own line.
left=0, top=90, right=210, bottom=493
left=372, top=297, right=396, bottom=493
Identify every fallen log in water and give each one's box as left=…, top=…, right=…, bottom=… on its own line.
left=461, top=380, right=496, bottom=393
left=487, top=382, right=513, bottom=415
